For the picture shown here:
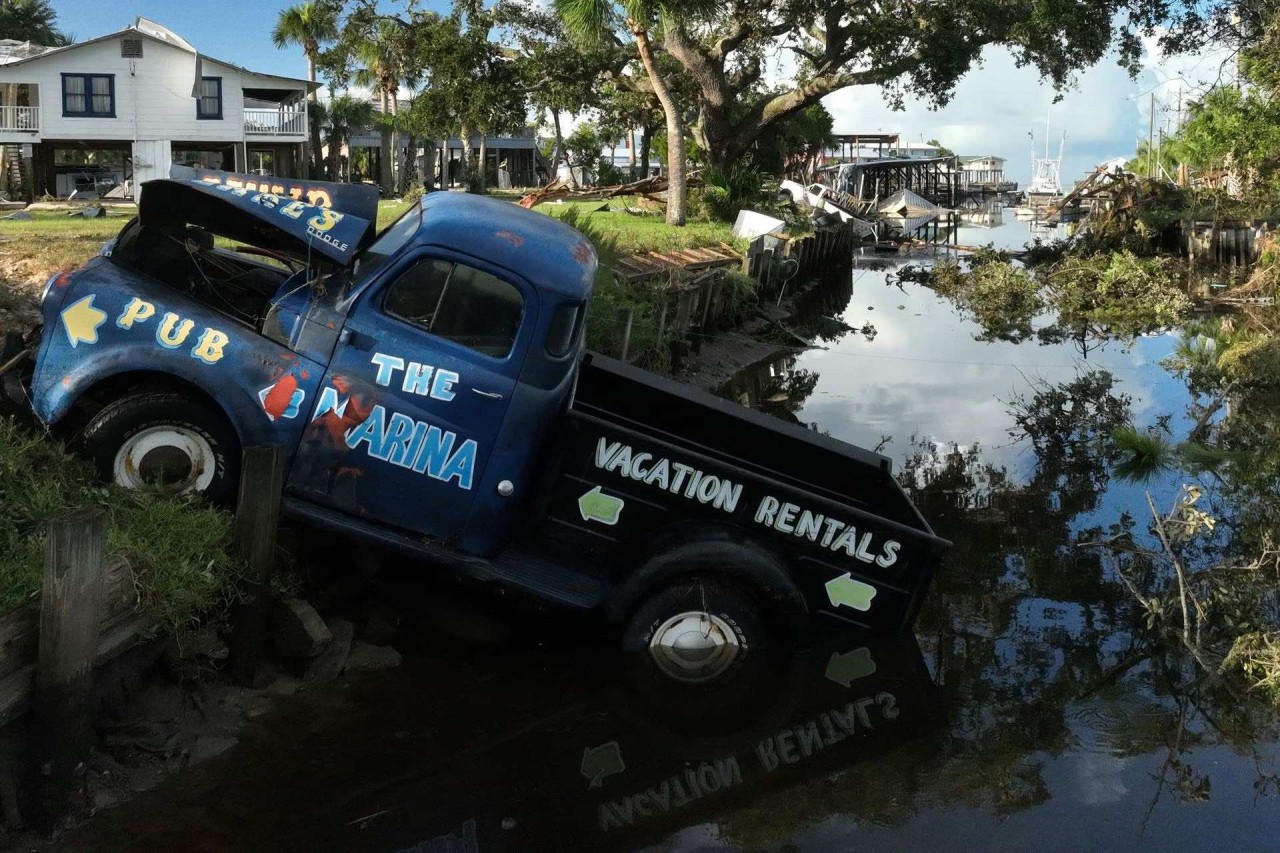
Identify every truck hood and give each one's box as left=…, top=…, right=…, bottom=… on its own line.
left=139, top=167, right=379, bottom=265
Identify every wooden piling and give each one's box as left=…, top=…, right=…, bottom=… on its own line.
left=228, top=445, right=286, bottom=685
left=618, top=308, right=634, bottom=362
left=30, top=509, right=107, bottom=823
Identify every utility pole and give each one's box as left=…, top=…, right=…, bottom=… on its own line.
left=1152, top=91, right=1162, bottom=178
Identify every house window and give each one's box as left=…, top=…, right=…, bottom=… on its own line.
left=62, top=74, right=114, bottom=118
left=196, top=77, right=222, bottom=120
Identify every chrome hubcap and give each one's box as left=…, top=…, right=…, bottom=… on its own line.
left=113, top=426, right=215, bottom=494
left=649, top=611, right=741, bottom=683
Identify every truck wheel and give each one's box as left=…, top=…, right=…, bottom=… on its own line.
left=621, top=576, right=786, bottom=735
left=622, top=576, right=767, bottom=685
left=81, top=392, right=240, bottom=505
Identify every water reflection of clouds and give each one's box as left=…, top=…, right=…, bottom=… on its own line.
left=789, top=221, right=1189, bottom=482
left=1070, top=753, right=1132, bottom=806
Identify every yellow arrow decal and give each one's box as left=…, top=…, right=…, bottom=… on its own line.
left=61, top=295, right=108, bottom=349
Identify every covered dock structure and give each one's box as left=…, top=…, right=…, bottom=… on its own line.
left=836, top=156, right=960, bottom=207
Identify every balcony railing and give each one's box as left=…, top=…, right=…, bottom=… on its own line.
left=244, top=107, right=307, bottom=137
left=0, top=105, right=39, bottom=133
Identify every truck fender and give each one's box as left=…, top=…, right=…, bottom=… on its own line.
left=607, top=530, right=808, bottom=634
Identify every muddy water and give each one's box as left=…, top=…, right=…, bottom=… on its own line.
left=60, top=209, right=1280, bottom=852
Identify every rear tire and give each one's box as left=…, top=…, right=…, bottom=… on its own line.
left=623, top=577, right=764, bottom=683
left=620, top=576, right=784, bottom=735
left=81, top=391, right=240, bottom=505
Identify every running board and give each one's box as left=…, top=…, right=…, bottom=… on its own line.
left=281, top=498, right=607, bottom=610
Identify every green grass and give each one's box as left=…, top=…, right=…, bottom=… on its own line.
left=533, top=197, right=742, bottom=255
left=0, top=418, right=245, bottom=631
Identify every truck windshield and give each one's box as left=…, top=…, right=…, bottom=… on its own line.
left=352, top=202, right=422, bottom=286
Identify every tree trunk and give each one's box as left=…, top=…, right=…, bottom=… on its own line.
left=460, top=125, right=473, bottom=190
left=639, top=123, right=653, bottom=181
left=478, top=134, right=488, bottom=193
left=306, top=55, right=321, bottom=179
left=631, top=23, right=686, bottom=226
left=551, top=108, right=575, bottom=189
left=628, top=129, right=637, bottom=182
left=328, top=133, right=341, bottom=183
left=402, top=133, right=417, bottom=191
left=378, top=90, right=394, bottom=193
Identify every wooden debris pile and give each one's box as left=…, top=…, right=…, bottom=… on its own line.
left=612, top=243, right=742, bottom=283
left=518, top=174, right=700, bottom=209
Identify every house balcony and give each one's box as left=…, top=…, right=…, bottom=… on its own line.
left=243, top=106, right=307, bottom=140
left=0, top=105, right=40, bottom=143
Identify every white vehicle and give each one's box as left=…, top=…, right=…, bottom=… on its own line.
left=778, top=180, right=875, bottom=237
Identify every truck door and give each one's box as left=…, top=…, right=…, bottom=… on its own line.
left=288, top=252, right=532, bottom=540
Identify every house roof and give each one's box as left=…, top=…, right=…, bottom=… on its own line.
left=0, top=17, right=316, bottom=90
left=959, top=155, right=1006, bottom=164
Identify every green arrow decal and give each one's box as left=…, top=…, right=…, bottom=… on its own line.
left=825, top=647, right=877, bottom=687
left=578, top=486, right=624, bottom=526
left=824, top=573, right=877, bottom=611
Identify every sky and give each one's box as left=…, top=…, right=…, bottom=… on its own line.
left=46, top=1, right=1233, bottom=185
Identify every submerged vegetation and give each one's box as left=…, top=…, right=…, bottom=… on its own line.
left=900, top=249, right=1191, bottom=344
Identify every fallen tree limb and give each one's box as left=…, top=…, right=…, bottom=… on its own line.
left=518, top=174, right=700, bottom=209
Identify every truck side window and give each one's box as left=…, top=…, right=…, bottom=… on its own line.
left=384, top=258, right=524, bottom=359
left=546, top=303, right=583, bottom=357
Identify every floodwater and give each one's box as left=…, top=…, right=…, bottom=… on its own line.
left=61, top=205, right=1280, bottom=852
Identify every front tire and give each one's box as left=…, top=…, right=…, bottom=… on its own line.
left=81, top=391, right=240, bottom=505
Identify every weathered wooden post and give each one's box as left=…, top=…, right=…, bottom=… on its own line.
left=618, top=308, right=634, bottom=363
left=30, top=508, right=107, bottom=824
left=228, top=445, right=285, bottom=685
left=693, top=278, right=715, bottom=355
left=654, top=294, right=669, bottom=355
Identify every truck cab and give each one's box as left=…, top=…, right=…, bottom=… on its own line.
left=6, top=168, right=948, bottom=685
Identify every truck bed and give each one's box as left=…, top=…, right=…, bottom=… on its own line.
left=570, top=354, right=932, bottom=533
left=526, top=354, right=948, bottom=633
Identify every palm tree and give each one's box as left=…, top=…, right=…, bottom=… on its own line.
left=272, top=2, right=339, bottom=178
left=323, top=94, right=376, bottom=182
left=354, top=19, right=407, bottom=194
left=0, top=0, right=71, bottom=45
left=554, top=0, right=692, bottom=225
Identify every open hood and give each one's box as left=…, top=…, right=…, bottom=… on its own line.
left=138, top=167, right=380, bottom=265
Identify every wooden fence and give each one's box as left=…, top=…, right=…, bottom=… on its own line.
left=0, top=550, right=149, bottom=728
left=743, top=222, right=865, bottom=301
left=609, top=221, right=865, bottom=365
left=1185, top=220, right=1270, bottom=267
left=0, top=447, right=284, bottom=824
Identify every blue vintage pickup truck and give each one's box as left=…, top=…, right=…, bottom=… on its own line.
left=1, top=167, right=948, bottom=683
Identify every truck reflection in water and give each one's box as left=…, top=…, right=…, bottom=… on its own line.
left=374, top=635, right=939, bottom=852
left=67, top=627, right=940, bottom=853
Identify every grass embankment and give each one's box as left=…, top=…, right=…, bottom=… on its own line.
left=0, top=419, right=243, bottom=630
left=533, top=198, right=740, bottom=255
left=542, top=204, right=756, bottom=367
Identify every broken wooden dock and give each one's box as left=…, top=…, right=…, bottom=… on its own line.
left=612, top=243, right=743, bottom=282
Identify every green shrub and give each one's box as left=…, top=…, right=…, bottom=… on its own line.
left=596, top=159, right=624, bottom=187
left=699, top=164, right=766, bottom=222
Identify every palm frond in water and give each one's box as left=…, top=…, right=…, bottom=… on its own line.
left=1176, top=441, right=1250, bottom=474
left=1113, top=426, right=1177, bottom=482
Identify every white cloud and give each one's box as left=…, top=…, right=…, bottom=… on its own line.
left=821, top=34, right=1236, bottom=187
